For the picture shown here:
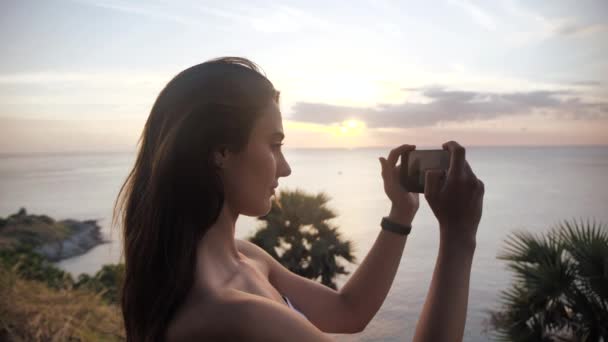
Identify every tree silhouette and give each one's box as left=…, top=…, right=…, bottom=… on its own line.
left=249, top=189, right=356, bottom=289
left=488, top=219, right=608, bottom=341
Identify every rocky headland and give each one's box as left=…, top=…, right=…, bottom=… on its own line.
left=0, top=208, right=106, bottom=261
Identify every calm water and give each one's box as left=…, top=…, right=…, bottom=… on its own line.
left=1, top=146, right=607, bottom=341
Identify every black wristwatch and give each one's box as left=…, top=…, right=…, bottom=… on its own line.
left=381, top=217, right=412, bottom=236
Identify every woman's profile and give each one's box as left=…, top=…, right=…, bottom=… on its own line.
left=113, top=57, right=485, bottom=341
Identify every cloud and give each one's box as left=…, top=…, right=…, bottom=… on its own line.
left=288, top=87, right=608, bottom=128
left=448, top=0, right=497, bottom=31
left=0, top=70, right=170, bottom=85
left=72, top=0, right=332, bottom=34
left=193, top=3, right=335, bottom=34
left=500, top=1, right=608, bottom=46
left=70, top=0, right=203, bottom=27
left=553, top=22, right=608, bottom=37
left=0, top=71, right=169, bottom=120
left=0, top=117, right=143, bottom=153
left=568, top=80, right=602, bottom=87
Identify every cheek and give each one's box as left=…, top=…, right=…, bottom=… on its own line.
left=254, top=147, right=277, bottom=175
left=238, top=149, right=276, bottom=194
left=232, top=151, right=276, bottom=215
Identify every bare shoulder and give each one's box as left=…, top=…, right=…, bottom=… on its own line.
left=236, top=239, right=275, bottom=272
left=236, top=239, right=269, bottom=259
left=167, top=289, right=333, bottom=341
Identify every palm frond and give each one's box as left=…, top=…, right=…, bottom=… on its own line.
left=490, top=219, right=608, bottom=342
left=249, top=189, right=355, bottom=289
left=559, top=218, right=608, bottom=303
left=498, top=230, right=564, bottom=265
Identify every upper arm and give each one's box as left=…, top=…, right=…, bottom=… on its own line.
left=172, top=292, right=334, bottom=342
left=237, top=239, right=362, bottom=334
left=234, top=294, right=335, bottom=342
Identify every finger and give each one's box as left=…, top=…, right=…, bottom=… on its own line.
left=392, top=164, right=400, bottom=184
left=464, top=160, right=473, bottom=174
left=379, top=157, right=387, bottom=175
left=387, top=144, right=416, bottom=168
left=476, top=179, right=485, bottom=196
left=442, top=141, right=466, bottom=177
left=411, top=192, right=420, bottom=203
left=424, top=169, right=445, bottom=200
left=464, top=160, right=478, bottom=181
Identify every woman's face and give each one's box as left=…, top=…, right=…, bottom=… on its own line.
left=219, top=100, right=291, bottom=216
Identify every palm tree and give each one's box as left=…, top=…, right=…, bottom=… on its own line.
left=249, top=189, right=356, bottom=289
left=488, top=219, right=608, bottom=342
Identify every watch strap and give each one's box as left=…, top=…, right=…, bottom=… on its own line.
left=381, top=217, right=412, bottom=236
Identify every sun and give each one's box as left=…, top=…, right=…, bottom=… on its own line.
left=334, top=119, right=366, bottom=136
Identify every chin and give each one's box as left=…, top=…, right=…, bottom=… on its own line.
left=262, top=198, right=273, bottom=215
left=242, top=198, right=273, bottom=217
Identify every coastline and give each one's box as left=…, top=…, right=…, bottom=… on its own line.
left=34, top=218, right=107, bottom=262
left=0, top=208, right=108, bottom=262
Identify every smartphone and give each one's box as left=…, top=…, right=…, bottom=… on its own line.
left=399, top=149, right=451, bottom=193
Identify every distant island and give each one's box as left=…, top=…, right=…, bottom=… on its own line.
left=0, top=207, right=106, bottom=261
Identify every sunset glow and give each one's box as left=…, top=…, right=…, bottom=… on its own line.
left=0, top=1, right=606, bottom=153
left=335, top=119, right=366, bottom=137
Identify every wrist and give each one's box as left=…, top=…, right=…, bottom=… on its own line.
left=381, top=216, right=412, bottom=236
left=439, top=229, right=477, bottom=254
left=388, top=205, right=414, bottom=226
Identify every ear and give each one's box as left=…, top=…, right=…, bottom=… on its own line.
left=213, top=145, right=230, bottom=168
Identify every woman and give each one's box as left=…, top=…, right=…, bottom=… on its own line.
left=114, top=57, right=484, bottom=341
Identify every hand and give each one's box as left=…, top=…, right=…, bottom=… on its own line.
left=379, top=144, right=419, bottom=225
left=424, top=141, right=484, bottom=248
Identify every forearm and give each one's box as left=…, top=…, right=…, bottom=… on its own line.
left=339, top=209, right=408, bottom=329
left=412, top=233, right=476, bottom=342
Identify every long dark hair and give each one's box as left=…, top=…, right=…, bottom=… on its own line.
left=113, top=57, right=279, bottom=341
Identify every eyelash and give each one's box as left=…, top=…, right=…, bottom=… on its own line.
left=272, top=143, right=284, bottom=150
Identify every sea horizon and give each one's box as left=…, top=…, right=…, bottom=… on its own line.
left=2, top=143, right=607, bottom=158
left=2, top=145, right=607, bottom=341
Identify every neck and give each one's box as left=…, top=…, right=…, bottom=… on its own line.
left=194, top=202, right=244, bottom=291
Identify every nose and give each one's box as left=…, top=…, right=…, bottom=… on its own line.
left=277, top=153, right=291, bottom=178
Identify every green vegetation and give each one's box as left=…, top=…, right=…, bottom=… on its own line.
left=488, top=219, right=608, bottom=341
left=0, top=247, right=74, bottom=290
left=0, top=248, right=124, bottom=304
left=249, top=189, right=356, bottom=289
left=0, top=265, right=124, bottom=341
left=74, top=264, right=125, bottom=304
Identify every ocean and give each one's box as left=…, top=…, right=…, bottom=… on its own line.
left=1, top=146, right=607, bottom=341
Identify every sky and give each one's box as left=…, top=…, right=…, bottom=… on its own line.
left=0, top=0, right=607, bottom=153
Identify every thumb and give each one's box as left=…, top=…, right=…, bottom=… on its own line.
left=379, top=157, right=391, bottom=180
left=425, top=169, right=445, bottom=200
left=379, top=157, right=386, bottom=171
